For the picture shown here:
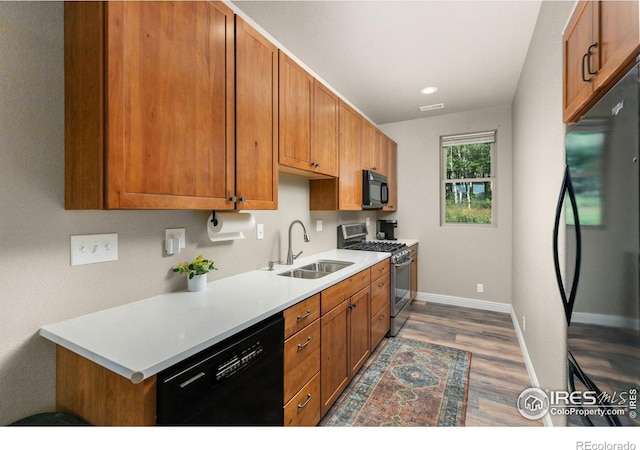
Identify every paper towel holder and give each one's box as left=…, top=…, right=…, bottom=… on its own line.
left=207, top=210, right=255, bottom=243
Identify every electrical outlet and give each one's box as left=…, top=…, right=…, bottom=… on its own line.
left=165, top=228, right=185, bottom=249
left=316, top=220, right=323, bottom=232
left=523, top=316, right=526, bottom=331
left=71, top=233, right=118, bottom=266
left=257, top=224, right=264, bottom=240
left=476, top=283, right=484, bottom=293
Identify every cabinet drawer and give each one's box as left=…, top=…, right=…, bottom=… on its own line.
left=370, top=272, right=390, bottom=317
left=284, top=320, right=320, bottom=403
left=284, top=294, right=320, bottom=339
left=284, top=372, right=320, bottom=426
left=370, top=302, right=390, bottom=352
left=370, top=258, right=390, bottom=281
left=321, top=269, right=370, bottom=315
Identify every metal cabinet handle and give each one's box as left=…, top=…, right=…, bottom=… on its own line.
left=378, top=314, right=386, bottom=321
left=229, top=195, right=237, bottom=202
left=378, top=267, right=385, bottom=272
left=297, top=337, right=312, bottom=350
left=581, top=52, right=590, bottom=82
left=239, top=196, right=246, bottom=202
left=297, top=394, right=312, bottom=409
left=297, top=310, right=312, bottom=321
left=587, top=43, right=598, bottom=76
left=378, top=282, right=385, bottom=288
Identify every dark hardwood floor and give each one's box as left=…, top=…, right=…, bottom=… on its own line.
left=397, top=300, right=543, bottom=426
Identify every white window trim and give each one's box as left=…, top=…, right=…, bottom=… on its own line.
left=439, top=130, right=497, bottom=227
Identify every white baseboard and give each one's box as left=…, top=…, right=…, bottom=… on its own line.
left=571, top=311, right=640, bottom=330
left=415, top=291, right=553, bottom=427
left=416, top=292, right=511, bottom=314
left=509, top=306, right=553, bottom=427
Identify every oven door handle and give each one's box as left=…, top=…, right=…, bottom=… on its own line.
left=393, top=259, right=411, bottom=269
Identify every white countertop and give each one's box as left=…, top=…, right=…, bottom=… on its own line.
left=39, top=249, right=388, bottom=384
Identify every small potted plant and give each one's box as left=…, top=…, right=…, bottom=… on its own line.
left=173, top=254, right=217, bottom=292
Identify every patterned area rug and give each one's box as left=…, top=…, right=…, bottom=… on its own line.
left=320, top=337, right=471, bottom=427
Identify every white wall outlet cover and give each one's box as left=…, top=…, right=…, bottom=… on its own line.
left=316, top=220, right=323, bottom=232
left=165, top=228, right=185, bottom=249
left=256, top=223, right=264, bottom=240
left=71, top=233, right=118, bottom=266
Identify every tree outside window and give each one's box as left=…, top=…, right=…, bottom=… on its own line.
left=441, top=131, right=496, bottom=225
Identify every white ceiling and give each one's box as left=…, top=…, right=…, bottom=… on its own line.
left=231, top=0, right=543, bottom=125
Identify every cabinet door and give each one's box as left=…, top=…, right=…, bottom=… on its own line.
left=594, top=0, right=640, bottom=92
left=106, top=1, right=235, bottom=209
left=338, top=101, right=363, bottom=210
left=563, top=1, right=596, bottom=123
left=320, top=300, right=349, bottom=416
left=383, top=139, right=397, bottom=211
left=311, top=81, right=339, bottom=177
left=279, top=52, right=313, bottom=171
left=235, top=16, right=278, bottom=210
left=348, top=287, right=371, bottom=379
left=361, top=121, right=378, bottom=172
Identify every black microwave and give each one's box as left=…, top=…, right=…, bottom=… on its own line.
left=362, top=170, right=389, bottom=209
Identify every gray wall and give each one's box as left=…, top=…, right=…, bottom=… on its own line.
left=380, top=106, right=513, bottom=305
left=0, top=2, right=379, bottom=425
left=512, top=0, right=576, bottom=426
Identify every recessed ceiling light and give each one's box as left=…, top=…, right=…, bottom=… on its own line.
left=420, top=86, right=438, bottom=95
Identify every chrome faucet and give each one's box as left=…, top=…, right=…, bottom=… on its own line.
left=286, top=220, right=310, bottom=264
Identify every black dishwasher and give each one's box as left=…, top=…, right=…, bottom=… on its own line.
left=156, top=313, right=284, bottom=426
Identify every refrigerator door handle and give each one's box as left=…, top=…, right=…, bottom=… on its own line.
left=553, top=165, right=582, bottom=325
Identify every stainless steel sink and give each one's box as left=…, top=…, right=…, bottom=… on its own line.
left=298, top=260, right=354, bottom=273
left=278, top=269, right=331, bottom=279
left=277, top=259, right=354, bottom=279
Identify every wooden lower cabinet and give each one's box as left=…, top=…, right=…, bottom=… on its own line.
left=320, top=284, right=371, bottom=416
left=56, top=346, right=156, bottom=426
left=284, top=373, right=321, bottom=426
left=348, top=287, right=371, bottom=378
left=320, top=299, right=350, bottom=416
left=369, top=259, right=391, bottom=351
left=283, top=294, right=321, bottom=426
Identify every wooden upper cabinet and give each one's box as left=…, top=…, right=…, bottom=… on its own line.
left=279, top=51, right=313, bottom=173
left=311, top=82, right=340, bottom=177
left=563, top=1, right=639, bottom=123
left=279, top=52, right=338, bottom=177
left=362, top=124, right=389, bottom=177
left=595, top=0, right=640, bottom=91
left=65, top=1, right=235, bottom=209
left=235, top=16, right=278, bottom=209
left=361, top=121, right=378, bottom=172
left=337, top=102, right=364, bottom=210
left=383, top=139, right=398, bottom=212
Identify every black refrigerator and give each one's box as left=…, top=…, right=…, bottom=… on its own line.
left=554, top=62, right=640, bottom=427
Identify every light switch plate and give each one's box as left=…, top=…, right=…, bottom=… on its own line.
left=71, top=233, right=118, bottom=266
left=316, top=220, right=323, bottom=232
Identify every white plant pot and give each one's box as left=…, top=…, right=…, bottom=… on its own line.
left=187, top=274, right=207, bottom=292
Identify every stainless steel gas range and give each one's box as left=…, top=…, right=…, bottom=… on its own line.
left=337, top=223, right=411, bottom=336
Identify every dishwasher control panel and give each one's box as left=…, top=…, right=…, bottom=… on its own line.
left=215, top=341, right=264, bottom=381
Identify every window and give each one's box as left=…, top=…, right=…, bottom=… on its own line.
left=441, top=131, right=496, bottom=225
